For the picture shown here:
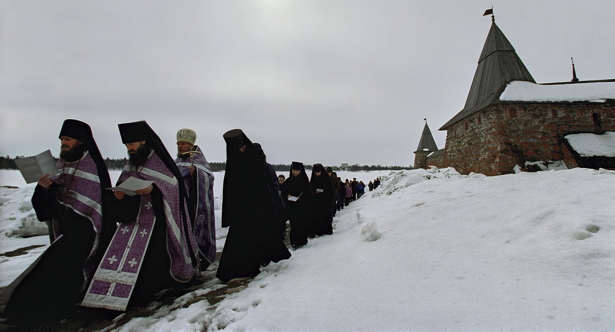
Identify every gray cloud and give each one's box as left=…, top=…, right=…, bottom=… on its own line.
left=1, top=0, right=614, bottom=166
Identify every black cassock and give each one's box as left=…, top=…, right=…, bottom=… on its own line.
left=1, top=185, right=96, bottom=324
left=281, top=162, right=314, bottom=248
left=309, top=168, right=334, bottom=236
left=217, top=139, right=290, bottom=283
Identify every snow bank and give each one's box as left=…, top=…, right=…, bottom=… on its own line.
left=0, top=186, right=45, bottom=238
left=2, top=168, right=614, bottom=331
left=208, top=167, right=615, bottom=331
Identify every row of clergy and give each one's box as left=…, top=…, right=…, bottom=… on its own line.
left=0, top=120, right=296, bottom=326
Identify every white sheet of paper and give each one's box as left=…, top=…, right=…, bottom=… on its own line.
left=14, top=150, right=60, bottom=184
left=288, top=192, right=303, bottom=202
left=108, top=177, right=153, bottom=196
left=316, top=188, right=324, bottom=193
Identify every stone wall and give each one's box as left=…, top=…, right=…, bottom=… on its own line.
left=426, top=150, right=447, bottom=169
left=442, top=101, right=615, bottom=175
left=442, top=106, right=500, bottom=175
left=414, top=151, right=429, bottom=169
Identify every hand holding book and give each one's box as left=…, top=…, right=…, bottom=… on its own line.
left=14, top=150, right=59, bottom=184
left=287, top=192, right=303, bottom=202
left=108, top=177, right=154, bottom=197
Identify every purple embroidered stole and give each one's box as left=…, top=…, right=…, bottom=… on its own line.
left=50, top=151, right=103, bottom=278
left=176, top=146, right=216, bottom=264
left=81, top=151, right=197, bottom=311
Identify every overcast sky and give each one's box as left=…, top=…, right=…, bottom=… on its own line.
left=1, top=0, right=614, bottom=166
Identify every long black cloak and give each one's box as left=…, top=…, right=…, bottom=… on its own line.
left=309, top=163, right=334, bottom=236
left=281, top=161, right=314, bottom=248
left=217, top=129, right=290, bottom=282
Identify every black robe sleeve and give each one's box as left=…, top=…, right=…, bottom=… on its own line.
left=31, top=183, right=61, bottom=222
left=113, top=194, right=142, bottom=224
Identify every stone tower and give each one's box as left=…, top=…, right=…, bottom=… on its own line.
left=414, top=121, right=438, bottom=169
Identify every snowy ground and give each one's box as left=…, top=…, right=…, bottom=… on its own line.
left=0, top=169, right=388, bottom=286
left=1, top=168, right=614, bottom=331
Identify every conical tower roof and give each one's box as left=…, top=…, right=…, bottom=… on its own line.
left=415, top=122, right=438, bottom=153
left=440, top=20, right=535, bottom=130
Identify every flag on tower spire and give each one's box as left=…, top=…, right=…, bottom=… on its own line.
left=483, top=8, right=494, bottom=22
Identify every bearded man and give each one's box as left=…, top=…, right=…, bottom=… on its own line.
left=175, top=128, right=216, bottom=271
left=0, top=119, right=114, bottom=325
left=81, top=121, right=198, bottom=311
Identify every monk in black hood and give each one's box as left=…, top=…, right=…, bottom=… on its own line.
left=281, top=161, right=314, bottom=248
left=310, top=163, right=334, bottom=236
left=216, top=129, right=290, bottom=282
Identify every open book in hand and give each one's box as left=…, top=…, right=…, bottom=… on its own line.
left=14, top=150, right=60, bottom=184
left=288, top=192, right=303, bottom=202
left=108, top=177, right=154, bottom=196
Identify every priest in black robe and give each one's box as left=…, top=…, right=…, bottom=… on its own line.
left=216, top=129, right=290, bottom=283
left=81, top=121, right=198, bottom=311
left=253, top=142, right=287, bottom=244
left=0, top=119, right=115, bottom=325
left=281, top=161, right=314, bottom=248
left=309, top=163, right=335, bottom=236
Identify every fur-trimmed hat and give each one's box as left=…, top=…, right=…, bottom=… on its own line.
left=176, top=128, right=196, bottom=144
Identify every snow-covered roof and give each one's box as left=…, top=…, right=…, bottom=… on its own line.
left=501, top=81, right=615, bottom=103
left=565, top=131, right=615, bottom=157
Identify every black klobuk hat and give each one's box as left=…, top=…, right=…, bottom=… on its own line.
left=59, top=119, right=92, bottom=144
left=118, top=121, right=149, bottom=144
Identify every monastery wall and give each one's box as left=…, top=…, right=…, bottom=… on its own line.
left=443, top=102, right=615, bottom=175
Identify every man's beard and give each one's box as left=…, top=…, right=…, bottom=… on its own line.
left=60, top=143, right=85, bottom=162
left=128, top=144, right=151, bottom=167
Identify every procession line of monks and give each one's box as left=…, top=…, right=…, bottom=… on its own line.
left=0, top=121, right=351, bottom=327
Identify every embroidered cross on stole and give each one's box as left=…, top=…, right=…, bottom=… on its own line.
left=81, top=195, right=156, bottom=311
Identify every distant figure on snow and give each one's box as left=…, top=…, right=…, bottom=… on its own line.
left=338, top=177, right=347, bottom=210
left=330, top=171, right=341, bottom=215
left=345, top=182, right=353, bottom=206
left=357, top=181, right=365, bottom=199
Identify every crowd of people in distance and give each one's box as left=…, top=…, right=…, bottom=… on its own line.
left=0, top=122, right=379, bottom=327
left=333, top=176, right=378, bottom=210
